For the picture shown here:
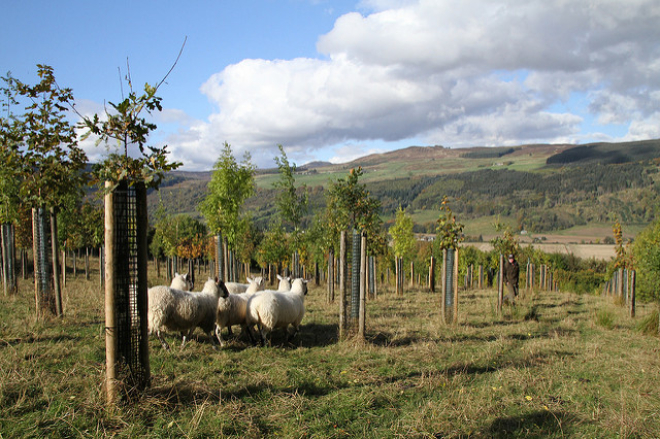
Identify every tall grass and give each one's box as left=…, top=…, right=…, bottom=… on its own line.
left=1, top=263, right=659, bottom=437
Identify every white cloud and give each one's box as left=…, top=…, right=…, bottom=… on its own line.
left=329, top=143, right=386, bottom=164
left=162, top=0, right=660, bottom=170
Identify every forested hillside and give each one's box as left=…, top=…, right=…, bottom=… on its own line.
left=147, top=140, right=660, bottom=236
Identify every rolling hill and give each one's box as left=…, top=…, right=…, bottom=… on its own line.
left=149, top=139, right=660, bottom=242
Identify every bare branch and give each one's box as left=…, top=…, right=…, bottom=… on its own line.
left=154, top=36, right=187, bottom=93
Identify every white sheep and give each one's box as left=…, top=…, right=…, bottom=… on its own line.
left=215, top=290, right=260, bottom=346
left=170, top=272, right=193, bottom=291
left=225, top=276, right=265, bottom=295
left=276, top=274, right=291, bottom=291
left=148, top=277, right=229, bottom=350
left=246, top=278, right=308, bottom=346
left=217, top=276, right=265, bottom=341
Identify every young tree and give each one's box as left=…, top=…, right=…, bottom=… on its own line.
left=256, top=220, right=290, bottom=282
left=173, top=216, right=208, bottom=258
left=632, top=219, right=660, bottom=302
left=200, top=142, right=256, bottom=254
left=13, top=66, right=88, bottom=208
left=80, top=77, right=181, bottom=189
left=80, top=53, right=185, bottom=403
left=436, top=196, right=465, bottom=251
left=273, top=144, right=308, bottom=252
left=390, top=206, right=415, bottom=295
left=0, top=72, right=22, bottom=295
left=612, top=220, right=633, bottom=270
left=325, top=167, right=382, bottom=247
left=12, top=65, right=88, bottom=315
left=0, top=72, right=22, bottom=226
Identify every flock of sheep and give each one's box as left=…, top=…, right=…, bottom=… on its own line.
left=147, top=272, right=308, bottom=350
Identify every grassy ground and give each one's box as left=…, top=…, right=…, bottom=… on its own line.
left=1, top=265, right=659, bottom=438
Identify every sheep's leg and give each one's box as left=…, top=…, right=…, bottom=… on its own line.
left=255, top=321, right=269, bottom=347
left=286, top=324, right=299, bottom=343
left=260, top=326, right=271, bottom=347
left=215, top=324, right=226, bottom=347
left=226, top=325, right=234, bottom=337
left=181, top=329, right=194, bottom=349
left=156, top=330, right=171, bottom=351
left=241, top=324, right=257, bottom=345
left=207, top=330, right=220, bottom=350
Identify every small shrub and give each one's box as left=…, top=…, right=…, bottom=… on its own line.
left=636, top=309, right=659, bottom=336
left=594, top=309, right=615, bottom=329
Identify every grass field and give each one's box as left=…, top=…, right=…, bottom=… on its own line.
left=1, top=264, right=659, bottom=438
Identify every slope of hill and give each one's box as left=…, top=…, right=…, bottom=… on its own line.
left=546, top=139, right=660, bottom=166
left=148, top=139, right=660, bottom=240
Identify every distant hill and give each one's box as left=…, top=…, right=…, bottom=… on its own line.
left=149, top=139, right=660, bottom=239
left=300, top=161, right=333, bottom=169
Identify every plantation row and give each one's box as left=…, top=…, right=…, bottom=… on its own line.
left=2, top=65, right=657, bottom=314
left=2, top=252, right=659, bottom=437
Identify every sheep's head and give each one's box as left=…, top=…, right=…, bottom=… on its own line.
left=172, top=272, right=194, bottom=291
left=251, top=276, right=265, bottom=290
left=216, top=279, right=230, bottom=299
left=276, top=275, right=291, bottom=291
left=292, top=278, right=308, bottom=295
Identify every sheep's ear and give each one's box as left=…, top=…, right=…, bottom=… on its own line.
left=277, top=274, right=283, bottom=281
left=247, top=277, right=254, bottom=283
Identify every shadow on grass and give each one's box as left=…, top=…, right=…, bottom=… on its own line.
left=154, top=323, right=340, bottom=351
left=485, top=410, right=578, bottom=438
left=443, top=348, right=576, bottom=376
left=149, top=379, right=342, bottom=407
left=366, top=332, right=432, bottom=347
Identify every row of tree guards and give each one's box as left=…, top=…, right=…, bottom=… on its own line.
left=602, top=267, right=636, bottom=318
left=2, top=199, right=642, bottom=404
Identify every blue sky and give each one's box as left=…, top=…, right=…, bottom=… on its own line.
left=2, top=0, right=659, bottom=171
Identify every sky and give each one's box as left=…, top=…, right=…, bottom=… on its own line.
left=2, top=0, right=659, bottom=171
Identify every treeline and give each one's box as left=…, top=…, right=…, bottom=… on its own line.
left=546, top=140, right=660, bottom=165
left=459, top=146, right=516, bottom=159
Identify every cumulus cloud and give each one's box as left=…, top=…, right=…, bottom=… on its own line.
left=165, top=0, right=660, bottom=169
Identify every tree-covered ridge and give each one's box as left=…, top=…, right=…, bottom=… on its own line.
left=546, top=139, right=660, bottom=166
left=144, top=141, right=660, bottom=235
left=459, top=146, right=517, bottom=159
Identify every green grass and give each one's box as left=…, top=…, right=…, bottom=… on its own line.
left=1, top=263, right=659, bottom=437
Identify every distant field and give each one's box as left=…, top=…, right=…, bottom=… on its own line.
left=466, top=242, right=616, bottom=260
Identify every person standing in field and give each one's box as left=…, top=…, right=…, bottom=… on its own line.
left=503, top=254, right=519, bottom=304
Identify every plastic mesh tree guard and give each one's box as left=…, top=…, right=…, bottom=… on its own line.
left=2, top=223, right=17, bottom=294
left=443, top=248, right=455, bottom=324
left=350, top=229, right=361, bottom=321
left=32, top=208, right=53, bottom=312
left=216, top=234, right=224, bottom=282
left=107, top=181, right=149, bottom=399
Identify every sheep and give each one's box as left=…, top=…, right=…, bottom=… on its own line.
left=147, top=277, right=229, bottom=350
left=215, top=289, right=261, bottom=346
left=276, top=274, right=291, bottom=291
left=246, top=278, right=308, bottom=346
left=225, top=276, right=265, bottom=295
left=245, top=276, right=265, bottom=294
left=170, top=272, right=193, bottom=291
left=217, top=276, right=265, bottom=340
